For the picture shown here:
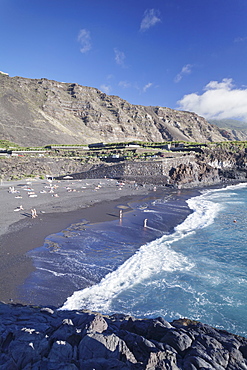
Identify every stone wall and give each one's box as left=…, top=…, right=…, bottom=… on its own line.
left=68, top=155, right=197, bottom=185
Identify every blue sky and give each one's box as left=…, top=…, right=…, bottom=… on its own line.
left=1, top=0, right=247, bottom=121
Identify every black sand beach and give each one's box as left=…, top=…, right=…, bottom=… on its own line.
left=0, top=177, right=196, bottom=307
left=0, top=178, right=155, bottom=304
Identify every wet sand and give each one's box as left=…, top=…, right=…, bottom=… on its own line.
left=0, top=177, right=161, bottom=304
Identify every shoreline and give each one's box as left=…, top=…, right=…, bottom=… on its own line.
left=0, top=178, right=169, bottom=305
left=0, top=196, right=135, bottom=305
left=1, top=177, right=243, bottom=308
left=1, top=181, right=247, bottom=367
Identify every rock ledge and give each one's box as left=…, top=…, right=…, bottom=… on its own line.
left=1, top=302, right=246, bottom=369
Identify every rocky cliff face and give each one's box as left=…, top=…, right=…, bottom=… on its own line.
left=0, top=73, right=245, bottom=147
left=168, top=145, right=247, bottom=188
left=1, top=302, right=247, bottom=369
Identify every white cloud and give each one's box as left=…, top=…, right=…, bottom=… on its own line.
left=119, top=80, right=131, bottom=88
left=140, top=9, right=161, bottom=32
left=100, top=84, right=111, bottom=94
left=174, top=64, right=193, bottom=83
left=78, top=29, right=92, bottom=53
left=114, top=48, right=126, bottom=67
left=205, top=79, right=233, bottom=91
left=178, top=78, right=247, bottom=120
left=143, top=82, right=153, bottom=92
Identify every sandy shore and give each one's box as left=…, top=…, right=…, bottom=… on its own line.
left=0, top=177, right=161, bottom=304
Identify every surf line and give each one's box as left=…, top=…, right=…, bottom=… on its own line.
left=61, top=191, right=220, bottom=313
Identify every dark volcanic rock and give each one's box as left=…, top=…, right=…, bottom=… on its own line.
left=0, top=303, right=247, bottom=369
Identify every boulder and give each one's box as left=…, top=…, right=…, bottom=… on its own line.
left=1, top=303, right=247, bottom=369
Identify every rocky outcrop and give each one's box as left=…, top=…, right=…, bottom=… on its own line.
left=168, top=144, right=247, bottom=187
left=0, top=302, right=246, bottom=369
left=0, top=73, right=245, bottom=147
left=163, top=146, right=247, bottom=188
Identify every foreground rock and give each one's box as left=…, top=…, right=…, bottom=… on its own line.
left=1, top=302, right=247, bottom=369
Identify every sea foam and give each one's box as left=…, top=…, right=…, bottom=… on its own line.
left=61, top=191, right=221, bottom=312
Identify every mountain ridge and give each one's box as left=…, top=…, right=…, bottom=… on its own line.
left=1, top=72, right=246, bottom=146
left=208, top=118, right=247, bottom=133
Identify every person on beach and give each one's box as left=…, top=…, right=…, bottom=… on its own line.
left=9, top=186, right=15, bottom=193
left=14, top=205, right=24, bottom=212
left=119, top=209, right=123, bottom=219
left=31, top=208, right=38, bottom=218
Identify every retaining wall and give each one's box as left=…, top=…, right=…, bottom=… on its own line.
left=67, top=155, right=196, bottom=184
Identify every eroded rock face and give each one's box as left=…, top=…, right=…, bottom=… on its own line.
left=0, top=73, right=244, bottom=146
left=0, top=302, right=246, bottom=369
left=166, top=145, right=247, bottom=188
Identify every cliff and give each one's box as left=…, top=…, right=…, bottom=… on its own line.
left=0, top=302, right=246, bottom=369
left=0, top=73, right=245, bottom=147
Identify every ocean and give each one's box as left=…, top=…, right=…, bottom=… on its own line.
left=21, top=183, right=247, bottom=338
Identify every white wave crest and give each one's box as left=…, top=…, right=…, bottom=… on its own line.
left=61, top=190, right=222, bottom=312
left=176, top=195, right=222, bottom=234
left=61, top=234, right=193, bottom=312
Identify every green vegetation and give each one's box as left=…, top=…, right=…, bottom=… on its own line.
left=210, top=141, right=247, bottom=149
left=0, top=140, right=22, bottom=149
left=1, top=139, right=247, bottom=164
left=45, top=144, right=88, bottom=148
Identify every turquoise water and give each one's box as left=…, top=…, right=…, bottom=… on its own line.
left=23, top=184, right=247, bottom=337
left=62, top=184, right=247, bottom=337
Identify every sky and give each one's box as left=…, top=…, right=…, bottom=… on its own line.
left=1, top=0, right=247, bottom=121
